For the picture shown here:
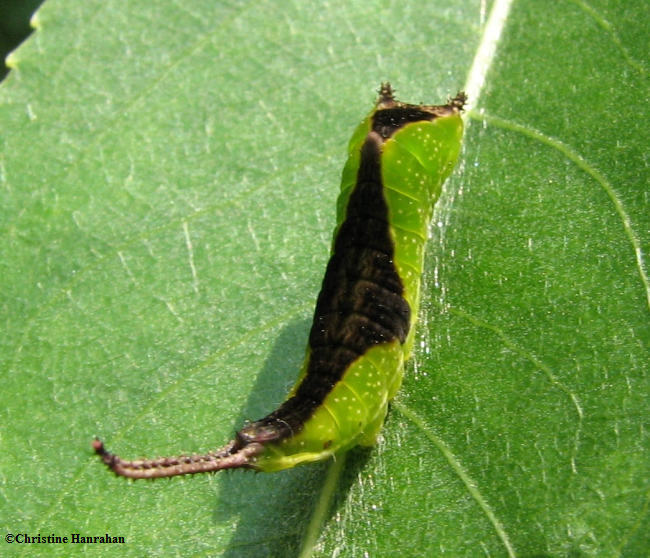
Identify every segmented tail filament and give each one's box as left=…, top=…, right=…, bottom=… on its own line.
left=92, top=438, right=263, bottom=479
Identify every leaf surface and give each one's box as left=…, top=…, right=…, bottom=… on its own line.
left=1, top=0, right=647, bottom=556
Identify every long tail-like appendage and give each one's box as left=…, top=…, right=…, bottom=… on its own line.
left=92, top=438, right=264, bottom=479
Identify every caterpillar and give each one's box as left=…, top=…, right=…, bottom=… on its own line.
left=93, top=83, right=466, bottom=478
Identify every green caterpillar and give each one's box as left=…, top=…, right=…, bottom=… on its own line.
left=94, top=83, right=466, bottom=478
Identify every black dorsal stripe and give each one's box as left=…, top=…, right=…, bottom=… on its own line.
left=239, top=132, right=411, bottom=443
left=372, top=82, right=465, bottom=140
left=372, top=107, right=439, bottom=139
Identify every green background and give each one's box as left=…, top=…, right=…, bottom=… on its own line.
left=1, top=0, right=648, bottom=556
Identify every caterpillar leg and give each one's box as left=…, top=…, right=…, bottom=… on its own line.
left=356, top=402, right=389, bottom=447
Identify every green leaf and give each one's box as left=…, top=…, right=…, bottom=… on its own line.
left=1, top=0, right=647, bottom=556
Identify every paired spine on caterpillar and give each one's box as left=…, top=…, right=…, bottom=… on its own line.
left=93, top=83, right=465, bottom=479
